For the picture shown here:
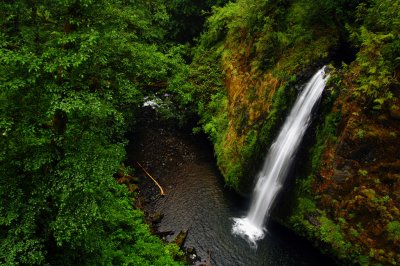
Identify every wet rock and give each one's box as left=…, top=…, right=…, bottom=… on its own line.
left=156, top=230, right=174, bottom=238
left=150, top=212, right=164, bottom=224
left=196, top=253, right=211, bottom=266
left=331, top=168, right=351, bottom=184
left=306, top=212, right=321, bottom=226
left=186, top=246, right=195, bottom=254
left=184, top=246, right=202, bottom=265
left=173, top=229, right=188, bottom=248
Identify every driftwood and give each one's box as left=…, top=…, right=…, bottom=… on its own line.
left=136, top=162, right=166, bottom=196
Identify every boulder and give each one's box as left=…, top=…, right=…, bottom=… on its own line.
left=173, top=229, right=188, bottom=248
left=150, top=212, right=164, bottom=224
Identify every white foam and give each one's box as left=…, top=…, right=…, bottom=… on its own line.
left=232, top=217, right=265, bottom=248
left=143, top=99, right=160, bottom=108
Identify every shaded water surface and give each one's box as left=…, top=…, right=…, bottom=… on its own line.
left=127, top=113, right=335, bottom=266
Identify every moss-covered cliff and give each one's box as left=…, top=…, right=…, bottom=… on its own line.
left=192, top=0, right=341, bottom=192
left=190, top=0, right=400, bottom=264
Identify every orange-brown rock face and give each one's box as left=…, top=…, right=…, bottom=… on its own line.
left=314, top=74, right=400, bottom=264
left=214, top=39, right=287, bottom=190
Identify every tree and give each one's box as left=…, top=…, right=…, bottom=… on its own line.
left=0, top=0, right=182, bottom=264
left=166, top=0, right=228, bottom=43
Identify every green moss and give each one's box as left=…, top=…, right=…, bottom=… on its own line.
left=358, top=169, right=368, bottom=176
left=356, top=128, right=366, bottom=139
left=319, top=216, right=351, bottom=257
left=289, top=197, right=366, bottom=263
left=311, top=109, right=341, bottom=171
left=387, top=221, right=400, bottom=242
left=242, top=130, right=258, bottom=160
left=237, top=81, right=299, bottom=191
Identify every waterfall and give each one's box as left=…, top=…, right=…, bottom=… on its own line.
left=232, top=66, right=330, bottom=246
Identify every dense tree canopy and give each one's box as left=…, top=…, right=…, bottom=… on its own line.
left=0, top=0, right=187, bottom=264
left=166, top=0, right=228, bottom=43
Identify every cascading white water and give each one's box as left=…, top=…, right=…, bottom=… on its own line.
left=232, top=66, right=330, bottom=246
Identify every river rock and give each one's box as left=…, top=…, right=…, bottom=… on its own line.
left=186, top=246, right=195, bottom=254
left=173, top=229, right=188, bottom=248
left=306, top=212, right=321, bottom=226
left=331, top=168, right=351, bottom=184
left=150, top=212, right=164, bottom=224
left=156, top=230, right=174, bottom=238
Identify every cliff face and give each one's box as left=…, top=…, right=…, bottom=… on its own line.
left=218, top=47, right=286, bottom=192
left=205, top=45, right=326, bottom=192
left=193, top=0, right=400, bottom=264
left=193, top=0, right=338, bottom=191
left=303, top=68, right=400, bottom=264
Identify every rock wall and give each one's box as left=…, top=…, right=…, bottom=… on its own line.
left=294, top=68, right=400, bottom=264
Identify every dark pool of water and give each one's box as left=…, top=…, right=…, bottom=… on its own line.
left=153, top=157, right=334, bottom=265
left=127, top=115, right=336, bottom=266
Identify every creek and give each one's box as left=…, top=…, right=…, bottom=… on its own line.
left=127, top=110, right=335, bottom=266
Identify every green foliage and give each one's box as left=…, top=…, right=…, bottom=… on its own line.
left=166, top=0, right=228, bottom=43
left=260, top=83, right=297, bottom=144
left=351, top=28, right=395, bottom=109
left=199, top=92, right=240, bottom=187
left=372, top=195, right=390, bottom=205
left=0, top=0, right=184, bottom=265
left=319, top=216, right=351, bottom=257
left=349, top=0, right=400, bottom=110
left=311, top=111, right=340, bottom=171
left=200, top=2, right=243, bottom=47
left=154, top=44, right=226, bottom=127
left=304, top=0, right=361, bottom=27
left=356, top=128, right=366, bottom=139
left=201, top=93, right=228, bottom=147
left=358, top=169, right=368, bottom=176
left=201, top=0, right=340, bottom=72
left=289, top=196, right=317, bottom=231
left=387, top=221, right=400, bottom=242
left=290, top=199, right=362, bottom=263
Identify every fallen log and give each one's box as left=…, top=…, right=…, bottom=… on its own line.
left=136, top=162, right=166, bottom=196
